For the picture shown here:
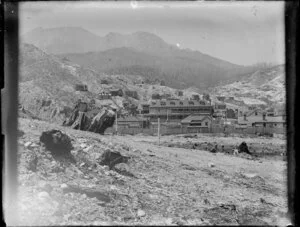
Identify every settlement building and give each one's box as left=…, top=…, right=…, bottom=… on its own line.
left=74, top=84, right=88, bottom=92
left=151, top=93, right=161, bottom=100
left=143, top=100, right=213, bottom=123
left=117, top=116, right=149, bottom=128
left=110, top=89, right=123, bottom=97
left=237, top=109, right=286, bottom=128
left=175, top=90, right=183, bottom=96
left=124, top=90, right=139, bottom=99
left=181, top=115, right=212, bottom=128
left=137, top=103, right=150, bottom=114
left=98, top=92, right=111, bottom=100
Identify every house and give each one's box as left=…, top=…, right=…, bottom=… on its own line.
left=117, top=116, right=149, bottom=128
left=161, top=94, right=172, bottom=99
left=213, top=102, right=227, bottom=118
left=181, top=115, right=212, bottom=132
left=175, top=90, right=183, bottom=96
left=238, top=109, right=266, bottom=127
left=110, top=89, right=123, bottom=97
left=143, top=100, right=213, bottom=123
left=98, top=92, right=111, bottom=100
left=124, top=90, right=139, bottom=99
left=216, top=96, right=225, bottom=102
left=151, top=93, right=161, bottom=100
left=74, top=84, right=88, bottom=91
left=100, top=79, right=109, bottom=84
left=237, top=109, right=286, bottom=128
left=226, top=109, right=237, bottom=119
left=191, top=94, right=200, bottom=101
left=138, top=103, right=150, bottom=114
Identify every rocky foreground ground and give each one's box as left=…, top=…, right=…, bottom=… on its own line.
left=12, top=118, right=289, bottom=225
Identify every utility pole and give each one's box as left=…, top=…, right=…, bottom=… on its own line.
left=158, top=117, right=160, bottom=145
left=115, top=110, right=118, bottom=135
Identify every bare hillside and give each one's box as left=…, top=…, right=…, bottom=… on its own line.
left=16, top=118, right=288, bottom=225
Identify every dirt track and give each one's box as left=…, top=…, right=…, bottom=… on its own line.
left=13, top=118, right=289, bottom=225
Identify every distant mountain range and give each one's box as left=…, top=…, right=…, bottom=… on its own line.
left=19, top=41, right=285, bottom=122
left=22, top=27, right=262, bottom=89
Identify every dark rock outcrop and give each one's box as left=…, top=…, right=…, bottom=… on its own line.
left=39, top=129, right=73, bottom=157
left=63, top=103, right=115, bottom=134
left=98, top=149, right=130, bottom=169
left=238, top=142, right=251, bottom=155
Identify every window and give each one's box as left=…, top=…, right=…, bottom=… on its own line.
left=191, top=122, right=201, bottom=126
left=161, top=101, right=166, bottom=106
left=179, top=101, right=183, bottom=105
left=255, top=112, right=258, bottom=116
left=189, top=101, right=194, bottom=105
left=205, top=122, right=208, bottom=126
left=170, top=101, right=175, bottom=105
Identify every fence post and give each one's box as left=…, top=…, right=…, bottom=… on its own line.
left=115, top=111, right=118, bottom=135
left=158, top=117, right=160, bottom=145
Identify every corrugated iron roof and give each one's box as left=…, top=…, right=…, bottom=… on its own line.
left=118, top=116, right=147, bottom=122
left=181, top=114, right=211, bottom=123
left=150, top=100, right=211, bottom=108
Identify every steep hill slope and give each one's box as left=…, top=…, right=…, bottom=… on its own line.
left=59, top=47, right=255, bottom=90
left=19, top=43, right=115, bottom=122
left=23, top=27, right=258, bottom=89
left=210, top=65, right=285, bottom=106
left=19, top=43, right=201, bottom=122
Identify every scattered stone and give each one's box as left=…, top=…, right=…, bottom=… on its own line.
left=60, top=183, right=68, bottom=189
left=243, top=173, right=257, bottom=178
left=210, top=145, right=218, bottom=153
left=80, top=143, right=88, bottom=149
left=147, top=149, right=153, bottom=153
left=113, top=163, right=136, bottom=178
left=233, top=149, right=239, bottom=155
left=24, top=141, right=32, bottom=148
left=137, top=209, right=146, bottom=217
left=204, top=198, right=210, bottom=205
left=25, top=151, right=38, bottom=172
left=122, top=145, right=130, bottom=151
left=83, top=145, right=93, bottom=152
left=208, top=163, right=215, bottom=168
left=18, top=130, right=25, bottom=137
left=98, top=149, right=130, bottom=169
left=38, top=191, right=50, bottom=201
left=80, top=162, right=86, bottom=167
left=133, top=149, right=140, bottom=153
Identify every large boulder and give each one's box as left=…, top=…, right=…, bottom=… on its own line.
left=39, top=129, right=73, bottom=157
left=98, top=149, right=130, bottom=169
left=63, top=103, right=115, bottom=134
left=238, top=142, right=251, bottom=155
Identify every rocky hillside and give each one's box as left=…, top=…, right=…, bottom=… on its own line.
left=15, top=118, right=288, bottom=226
left=23, top=27, right=259, bottom=89
left=210, top=65, right=285, bottom=106
left=19, top=43, right=114, bottom=122
left=19, top=43, right=206, bottom=122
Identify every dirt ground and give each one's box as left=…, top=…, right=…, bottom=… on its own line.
left=9, top=118, right=289, bottom=225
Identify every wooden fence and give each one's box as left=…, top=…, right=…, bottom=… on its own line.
left=105, top=124, right=285, bottom=136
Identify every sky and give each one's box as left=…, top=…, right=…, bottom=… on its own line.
left=19, top=1, right=285, bottom=66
